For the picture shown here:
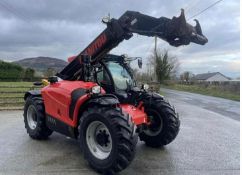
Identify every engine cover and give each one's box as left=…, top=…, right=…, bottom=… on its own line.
left=41, top=80, right=97, bottom=127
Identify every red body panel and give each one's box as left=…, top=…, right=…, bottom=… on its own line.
left=67, top=56, right=77, bottom=63
left=41, top=80, right=148, bottom=128
left=120, top=104, right=148, bottom=125
left=41, top=81, right=97, bottom=127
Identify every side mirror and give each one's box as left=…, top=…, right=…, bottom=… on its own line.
left=138, top=58, right=142, bottom=68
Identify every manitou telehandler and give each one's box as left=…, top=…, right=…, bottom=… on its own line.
left=23, top=10, right=207, bottom=174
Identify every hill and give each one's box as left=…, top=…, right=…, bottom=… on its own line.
left=13, top=57, right=68, bottom=73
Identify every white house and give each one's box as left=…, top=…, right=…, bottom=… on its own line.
left=194, top=72, right=230, bottom=82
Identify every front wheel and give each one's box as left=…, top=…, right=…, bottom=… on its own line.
left=79, top=106, right=137, bottom=174
left=23, top=96, right=53, bottom=139
left=139, top=99, right=180, bottom=147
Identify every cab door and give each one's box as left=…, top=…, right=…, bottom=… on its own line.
left=96, top=63, right=114, bottom=93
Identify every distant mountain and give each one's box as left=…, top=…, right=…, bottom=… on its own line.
left=13, top=57, right=68, bottom=73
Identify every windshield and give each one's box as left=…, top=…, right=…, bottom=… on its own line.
left=106, top=62, right=135, bottom=90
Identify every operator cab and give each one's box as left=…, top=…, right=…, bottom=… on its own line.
left=95, top=54, right=141, bottom=103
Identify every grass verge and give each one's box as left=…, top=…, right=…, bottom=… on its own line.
left=162, top=84, right=240, bottom=101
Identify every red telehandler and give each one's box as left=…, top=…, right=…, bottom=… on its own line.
left=23, top=10, right=207, bottom=174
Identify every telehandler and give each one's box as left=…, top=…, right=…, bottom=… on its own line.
left=23, top=10, right=207, bottom=174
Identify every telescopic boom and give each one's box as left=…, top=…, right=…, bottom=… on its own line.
left=57, top=9, right=208, bottom=80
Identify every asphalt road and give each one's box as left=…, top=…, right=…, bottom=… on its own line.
left=161, top=88, right=240, bottom=121
left=0, top=89, right=240, bottom=175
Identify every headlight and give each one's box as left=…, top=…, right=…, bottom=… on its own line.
left=142, top=84, right=149, bottom=91
left=91, top=85, right=101, bottom=94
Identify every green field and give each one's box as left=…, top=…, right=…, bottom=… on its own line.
left=0, top=82, right=39, bottom=110
left=163, top=84, right=240, bottom=101
left=0, top=82, right=33, bottom=86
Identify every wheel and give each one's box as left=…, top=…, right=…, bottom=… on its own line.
left=139, top=98, right=180, bottom=147
left=23, top=96, right=53, bottom=139
left=79, top=106, right=137, bottom=174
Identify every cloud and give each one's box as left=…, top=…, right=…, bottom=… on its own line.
left=0, top=0, right=240, bottom=78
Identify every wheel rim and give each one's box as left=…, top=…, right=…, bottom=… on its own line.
left=86, top=121, right=112, bottom=160
left=27, top=105, right=37, bottom=130
left=144, top=110, right=163, bottom=136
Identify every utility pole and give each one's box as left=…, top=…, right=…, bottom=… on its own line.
left=154, top=36, right=157, bottom=53
left=154, top=36, right=157, bottom=82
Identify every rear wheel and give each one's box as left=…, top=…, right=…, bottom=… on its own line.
left=139, top=98, right=180, bottom=147
left=23, top=96, right=53, bottom=139
left=79, top=106, right=137, bottom=174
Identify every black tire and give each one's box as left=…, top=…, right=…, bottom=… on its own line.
left=139, top=98, right=180, bottom=147
left=79, top=106, right=137, bottom=174
left=23, top=96, right=53, bottom=139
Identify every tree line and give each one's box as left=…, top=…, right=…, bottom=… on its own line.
left=0, top=60, right=57, bottom=81
left=0, top=61, right=35, bottom=81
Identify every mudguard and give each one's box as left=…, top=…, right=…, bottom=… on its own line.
left=24, top=90, right=41, bottom=100
left=141, top=92, right=164, bottom=102
left=84, top=95, right=148, bottom=126
left=87, top=94, right=119, bottom=106
left=72, top=94, right=120, bottom=128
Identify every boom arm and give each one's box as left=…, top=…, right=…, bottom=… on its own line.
left=57, top=9, right=208, bottom=80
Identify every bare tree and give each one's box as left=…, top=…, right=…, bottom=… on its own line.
left=180, top=71, right=194, bottom=82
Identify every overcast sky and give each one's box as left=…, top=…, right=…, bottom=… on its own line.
left=0, top=0, right=240, bottom=78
